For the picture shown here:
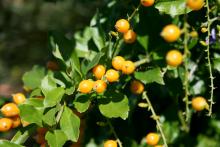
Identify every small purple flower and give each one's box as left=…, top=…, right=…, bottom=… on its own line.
left=206, top=28, right=216, bottom=44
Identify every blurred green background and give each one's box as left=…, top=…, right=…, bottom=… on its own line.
left=0, top=0, right=103, bottom=96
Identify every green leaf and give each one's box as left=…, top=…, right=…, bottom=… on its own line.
left=60, top=106, right=80, bottom=142
left=44, top=87, right=65, bottom=108
left=73, top=94, right=91, bottom=113
left=137, top=35, right=149, bottom=51
left=90, top=12, right=105, bottom=51
left=22, top=65, right=45, bottom=89
left=0, top=140, right=24, bottom=147
left=134, top=68, right=165, bottom=85
left=155, top=0, right=191, bottom=16
left=41, top=75, right=57, bottom=95
left=24, top=98, right=44, bottom=107
left=43, top=107, right=59, bottom=126
left=19, top=104, right=43, bottom=126
left=30, top=88, right=42, bottom=97
left=11, top=126, right=36, bottom=144
left=82, top=52, right=105, bottom=75
left=98, top=91, right=129, bottom=120
left=213, top=58, right=220, bottom=72
left=70, top=50, right=82, bottom=78
left=45, top=130, right=67, bottom=147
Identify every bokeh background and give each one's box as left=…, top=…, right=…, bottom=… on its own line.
left=0, top=0, right=102, bottom=97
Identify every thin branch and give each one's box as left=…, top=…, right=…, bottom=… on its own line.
left=107, top=119, right=123, bottom=147
left=206, top=0, right=215, bottom=116
left=142, top=92, right=168, bottom=147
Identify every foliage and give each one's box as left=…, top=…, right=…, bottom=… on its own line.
left=0, top=0, right=220, bottom=147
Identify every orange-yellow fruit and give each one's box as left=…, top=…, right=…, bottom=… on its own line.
left=78, top=80, right=94, bottom=94
left=130, top=80, right=144, bottom=94
left=104, top=140, right=118, bottom=147
left=121, top=61, right=135, bottom=74
left=112, top=56, right=125, bottom=70
left=11, top=116, right=21, bottom=128
left=146, top=132, right=160, bottom=146
left=166, top=50, right=183, bottom=67
left=1, top=103, right=20, bottom=117
left=93, top=80, right=107, bottom=93
left=105, top=69, right=119, bottom=82
left=115, top=19, right=130, bottom=33
left=12, top=93, right=26, bottom=104
left=123, top=30, right=137, bottom=43
left=92, top=65, right=106, bottom=80
left=0, top=118, right=13, bottom=132
left=161, top=24, right=181, bottom=42
left=141, top=0, right=155, bottom=7
left=192, top=96, right=208, bottom=111
left=186, top=0, right=204, bottom=11
left=154, top=145, right=163, bottom=147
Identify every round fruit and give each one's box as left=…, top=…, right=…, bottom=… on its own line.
left=130, top=80, right=144, bottom=94
left=105, top=69, right=119, bottom=82
left=11, top=116, right=21, bottom=128
left=93, top=80, right=107, bottom=93
left=146, top=132, right=160, bottom=146
left=1, top=103, right=20, bottom=117
left=186, top=0, right=204, bottom=11
left=161, top=24, right=181, bottom=42
left=12, top=93, right=26, bottom=104
left=141, top=0, right=155, bottom=7
left=112, top=56, right=125, bottom=70
left=104, top=140, right=118, bottom=147
left=115, top=19, right=130, bottom=33
left=121, top=61, right=135, bottom=74
left=123, top=30, right=137, bottom=43
left=192, top=96, right=208, bottom=111
left=166, top=50, right=183, bottom=67
left=0, top=118, right=13, bottom=132
left=78, top=80, right=94, bottom=94
left=92, top=65, right=106, bottom=79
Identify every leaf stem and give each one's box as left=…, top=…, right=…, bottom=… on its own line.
left=107, top=119, right=123, bottom=147
left=127, top=3, right=141, bottom=22
left=206, top=0, right=215, bottom=116
left=142, top=92, right=168, bottom=147
left=134, top=57, right=150, bottom=67
left=183, top=8, right=190, bottom=122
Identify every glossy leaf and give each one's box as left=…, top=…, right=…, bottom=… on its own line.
left=0, top=140, right=24, bottom=147
left=60, top=106, right=80, bottom=142
left=45, top=130, right=67, bottom=147
left=73, top=94, right=91, bottom=113
left=155, top=0, right=191, bottom=16
left=44, top=87, right=65, bottom=108
left=22, top=65, right=45, bottom=89
left=19, top=104, right=43, bottom=126
left=98, top=91, right=129, bottom=120
left=41, top=75, right=57, bottom=95
left=134, top=68, right=165, bottom=85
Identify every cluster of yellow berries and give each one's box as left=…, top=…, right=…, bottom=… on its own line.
left=0, top=93, right=26, bottom=132
left=78, top=56, right=145, bottom=95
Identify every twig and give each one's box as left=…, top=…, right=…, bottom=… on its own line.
left=107, top=119, right=123, bottom=147
left=142, top=92, right=168, bottom=147
left=183, top=8, right=190, bottom=122
left=205, top=0, right=215, bottom=116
